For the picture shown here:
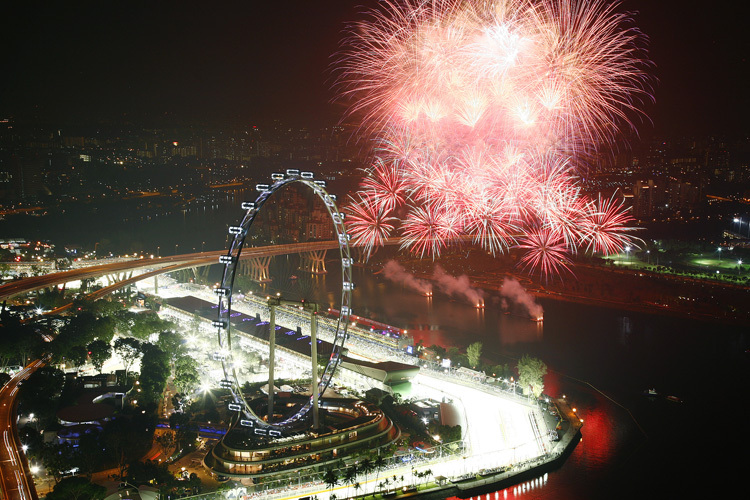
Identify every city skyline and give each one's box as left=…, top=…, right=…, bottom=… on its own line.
left=1, top=1, right=747, bottom=137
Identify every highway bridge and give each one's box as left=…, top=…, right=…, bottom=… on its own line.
left=0, top=236, right=477, bottom=303
left=0, top=240, right=351, bottom=302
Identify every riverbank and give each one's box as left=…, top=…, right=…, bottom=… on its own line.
left=343, top=397, right=583, bottom=500
left=369, top=251, right=750, bottom=327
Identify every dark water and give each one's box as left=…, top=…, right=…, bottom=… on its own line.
left=277, top=266, right=749, bottom=499
left=5, top=198, right=748, bottom=498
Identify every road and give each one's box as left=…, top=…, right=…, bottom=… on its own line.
left=243, top=369, right=547, bottom=500
left=0, top=360, right=44, bottom=500
left=0, top=236, right=477, bottom=302
left=0, top=241, right=344, bottom=301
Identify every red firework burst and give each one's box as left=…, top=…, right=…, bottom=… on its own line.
left=335, top=0, right=652, bottom=276
left=516, top=226, right=573, bottom=279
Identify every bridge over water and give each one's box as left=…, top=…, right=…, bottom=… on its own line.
left=0, top=237, right=477, bottom=303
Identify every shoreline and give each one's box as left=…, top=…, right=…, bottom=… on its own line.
left=382, top=262, right=750, bottom=328
left=345, top=397, right=583, bottom=500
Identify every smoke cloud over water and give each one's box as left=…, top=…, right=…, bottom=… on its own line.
left=383, top=262, right=539, bottom=315
left=382, top=260, right=433, bottom=295
left=500, top=278, right=544, bottom=320
left=432, top=265, right=485, bottom=306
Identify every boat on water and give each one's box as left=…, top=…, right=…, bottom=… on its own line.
left=503, top=311, right=544, bottom=322
left=642, top=390, right=682, bottom=403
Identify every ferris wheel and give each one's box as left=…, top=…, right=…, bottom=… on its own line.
left=213, top=170, right=353, bottom=433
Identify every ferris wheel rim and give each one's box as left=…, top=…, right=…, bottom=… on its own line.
left=214, top=171, right=353, bottom=432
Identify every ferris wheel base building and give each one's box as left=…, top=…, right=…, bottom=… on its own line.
left=203, top=395, right=399, bottom=478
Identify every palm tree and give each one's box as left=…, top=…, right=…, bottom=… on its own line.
left=323, top=468, right=338, bottom=497
left=359, top=457, right=374, bottom=495
left=344, top=465, right=358, bottom=497
left=373, top=454, right=386, bottom=491
left=413, top=470, right=423, bottom=490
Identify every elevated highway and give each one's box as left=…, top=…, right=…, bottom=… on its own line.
left=0, top=240, right=347, bottom=302
left=0, top=237, right=476, bottom=303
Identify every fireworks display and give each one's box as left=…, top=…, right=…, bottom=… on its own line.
left=336, top=0, right=651, bottom=278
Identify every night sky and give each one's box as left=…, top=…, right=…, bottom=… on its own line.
left=1, top=0, right=747, bottom=137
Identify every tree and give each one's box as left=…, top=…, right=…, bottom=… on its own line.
left=421, top=468, right=433, bottom=488
left=138, top=343, right=170, bottom=405
left=446, top=346, right=468, bottom=367
left=360, top=457, right=374, bottom=484
left=45, top=476, right=106, bottom=500
left=517, top=354, right=547, bottom=398
left=74, top=428, right=104, bottom=478
left=113, top=337, right=142, bottom=380
left=18, top=366, right=65, bottom=427
left=87, top=339, right=111, bottom=373
left=155, top=429, right=177, bottom=459
left=41, top=442, right=76, bottom=483
left=126, top=459, right=174, bottom=491
left=15, top=328, right=45, bottom=367
left=37, top=287, right=68, bottom=309
left=426, top=344, right=446, bottom=360
left=86, top=299, right=124, bottom=318
left=344, top=465, right=358, bottom=497
left=488, top=363, right=511, bottom=380
left=128, top=312, right=176, bottom=341
left=51, top=312, right=115, bottom=366
left=173, top=356, right=200, bottom=394
left=0, top=314, right=44, bottom=367
left=103, top=416, right=154, bottom=480
left=323, top=468, right=338, bottom=495
left=428, top=422, right=462, bottom=443
left=18, top=425, right=44, bottom=459
left=156, top=330, right=185, bottom=362
left=373, top=454, right=387, bottom=493
left=466, top=342, right=483, bottom=368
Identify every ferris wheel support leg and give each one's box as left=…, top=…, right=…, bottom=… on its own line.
left=311, top=312, right=319, bottom=431
left=268, top=306, right=276, bottom=423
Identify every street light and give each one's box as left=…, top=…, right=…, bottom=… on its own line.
left=717, top=247, right=722, bottom=262
left=738, top=259, right=743, bottom=276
